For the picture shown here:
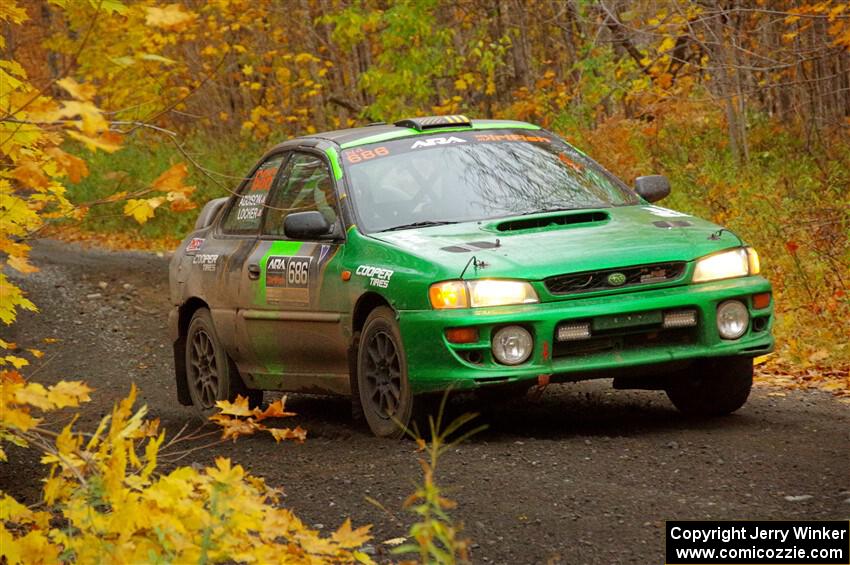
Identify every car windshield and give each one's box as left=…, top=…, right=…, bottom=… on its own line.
left=341, top=129, right=639, bottom=233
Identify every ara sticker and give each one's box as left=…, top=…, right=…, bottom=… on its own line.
left=185, top=238, right=205, bottom=253
left=356, top=265, right=394, bottom=288
left=410, top=136, right=466, bottom=149
left=266, top=255, right=313, bottom=303
left=193, top=254, right=219, bottom=272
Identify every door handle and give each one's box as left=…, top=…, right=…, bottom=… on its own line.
left=247, top=264, right=261, bottom=280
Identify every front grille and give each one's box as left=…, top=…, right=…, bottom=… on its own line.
left=544, top=262, right=686, bottom=295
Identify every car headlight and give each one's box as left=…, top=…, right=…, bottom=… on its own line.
left=692, top=247, right=759, bottom=283
left=429, top=280, right=539, bottom=309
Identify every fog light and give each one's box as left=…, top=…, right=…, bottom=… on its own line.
left=556, top=322, right=591, bottom=342
left=663, top=309, right=697, bottom=328
left=716, top=300, right=749, bottom=339
left=492, top=326, right=533, bottom=365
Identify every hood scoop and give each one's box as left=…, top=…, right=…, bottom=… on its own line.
left=495, top=210, right=609, bottom=232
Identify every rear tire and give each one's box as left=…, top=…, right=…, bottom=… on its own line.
left=185, top=308, right=261, bottom=418
left=356, top=307, right=414, bottom=438
left=665, top=357, right=753, bottom=417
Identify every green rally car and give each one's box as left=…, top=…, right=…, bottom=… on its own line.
left=168, top=115, right=774, bottom=438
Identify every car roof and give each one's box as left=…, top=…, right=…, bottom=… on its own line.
left=267, top=117, right=542, bottom=151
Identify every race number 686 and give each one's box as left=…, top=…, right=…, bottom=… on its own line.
left=287, top=258, right=310, bottom=286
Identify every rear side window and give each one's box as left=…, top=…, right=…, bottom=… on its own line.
left=263, top=152, right=338, bottom=237
left=221, top=154, right=287, bottom=235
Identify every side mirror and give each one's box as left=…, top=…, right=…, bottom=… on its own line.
left=634, top=175, right=671, bottom=203
left=283, top=211, right=332, bottom=239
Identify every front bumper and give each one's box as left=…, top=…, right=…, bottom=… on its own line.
left=398, top=276, right=774, bottom=393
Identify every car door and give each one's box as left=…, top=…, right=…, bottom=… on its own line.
left=196, top=152, right=289, bottom=360
left=233, top=150, right=350, bottom=394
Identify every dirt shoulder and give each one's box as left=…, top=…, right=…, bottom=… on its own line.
left=2, top=239, right=848, bottom=564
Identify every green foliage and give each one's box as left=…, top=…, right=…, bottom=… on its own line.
left=63, top=134, right=264, bottom=239
left=395, top=397, right=486, bottom=564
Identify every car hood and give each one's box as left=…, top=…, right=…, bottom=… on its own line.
left=368, top=205, right=742, bottom=280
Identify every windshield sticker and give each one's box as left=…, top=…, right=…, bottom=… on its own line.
left=250, top=162, right=280, bottom=192
left=473, top=133, right=550, bottom=143
left=644, top=205, right=690, bottom=218
left=185, top=238, right=204, bottom=253
left=344, top=146, right=389, bottom=164
left=266, top=255, right=312, bottom=303
left=411, top=136, right=466, bottom=149
left=342, top=129, right=557, bottom=166
left=356, top=265, right=394, bottom=288
left=558, top=152, right=584, bottom=173
left=192, top=254, right=219, bottom=272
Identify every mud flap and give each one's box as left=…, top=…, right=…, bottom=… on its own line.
left=173, top=338, right=192, bottom=405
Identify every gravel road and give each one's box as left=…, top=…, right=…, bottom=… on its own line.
left=3, top=239, right=848, bottom=564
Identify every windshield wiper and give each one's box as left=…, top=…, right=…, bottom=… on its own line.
left=380, top=220, right=458, bottom=232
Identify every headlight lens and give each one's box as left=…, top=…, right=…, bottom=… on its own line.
left=692, top=247, right=757, bottom=283
left=429, top=280, right=538, bottom=309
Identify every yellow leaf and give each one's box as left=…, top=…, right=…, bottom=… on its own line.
left=242, top=65, right=253, bottom=75
left=123, top=198, right=164, bottom=225
left=57, top=77, right=95, bottom=101
left=66, top=130, right=122, bottom=153
left=454, top=78, right=468, bottom=91
left=7, top=255, right=38, bottom=274
left=52, top=100, right=108, bottom=135
left=215, top=395, right=253, bottom=417
left=0, top=2, right=28, bottom=25
left=331, top=518, right=372, bottom=548
left=46, top=380, right=92, bottom=408
left=3, top=355, right=29, bottom=369
left=145, top=4, right=196, bottom=29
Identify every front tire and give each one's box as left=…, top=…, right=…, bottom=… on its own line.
left=185, top=308, right=261, bottom=418
left=356, top=307, right=414, bottom=438
left=665, top=357, right=753, bottom=417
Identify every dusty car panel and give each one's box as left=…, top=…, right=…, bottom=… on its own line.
left=168, top=115, right=774, bottom=436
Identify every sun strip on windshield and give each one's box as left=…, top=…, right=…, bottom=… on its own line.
left=340, top=129, right=556, bottom=166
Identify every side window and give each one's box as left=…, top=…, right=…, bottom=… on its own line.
left=221, top=154, right=287, bottom=235
left=263, top=152, right=338, bottom=237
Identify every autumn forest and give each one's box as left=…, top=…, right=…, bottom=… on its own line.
left=1, top=1, right=849, bottom=562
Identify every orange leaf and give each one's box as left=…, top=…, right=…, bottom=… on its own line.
left=152, top=162, right=193, bottom=193
left=252, top=397, right=296, bottom=420
left=12, top=160, right=50, bottom=190
left=266, top=426, right=307, bottom=443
